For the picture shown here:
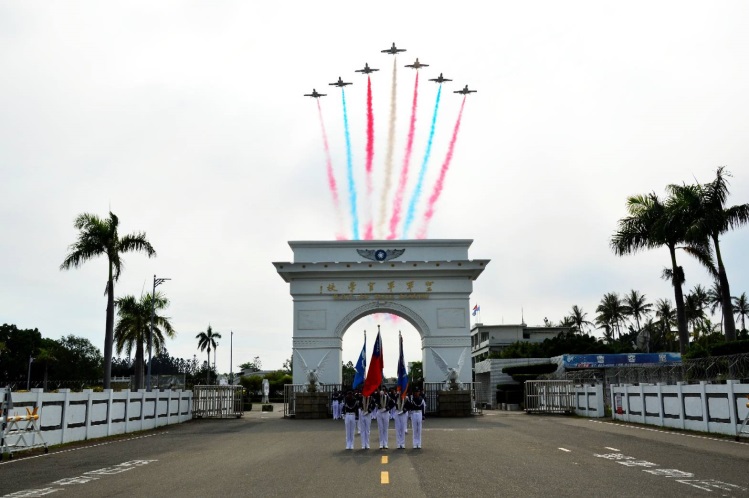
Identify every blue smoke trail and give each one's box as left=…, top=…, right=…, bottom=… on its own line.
left=342, top=88, right=359, bottom=240
left=402, top=85, right=441, bottom=238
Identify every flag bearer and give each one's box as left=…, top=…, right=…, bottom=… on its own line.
left=376, top=387, right=395, bottom=449
left=359, top=395, right=374, bottom=449
left=394, top=403, right=408, bottom=449
left=404, top=388, right=426, bottom=449
left=342, top=391, right=360, bottom=450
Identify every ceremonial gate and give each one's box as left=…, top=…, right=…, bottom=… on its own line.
left=274, top=239, right=489, bottom=385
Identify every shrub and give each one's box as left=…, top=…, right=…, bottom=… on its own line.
left=261, top=404, right=273, bottom=412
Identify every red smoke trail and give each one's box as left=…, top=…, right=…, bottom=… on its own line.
left=416, top=96, right=466, bottom=239
left=364, top=76, right=375, bottom=240
left=377, top=57, right=398, bottom=237
left=387, top=71, right=419, bottom=240
left=317, top=99, right=346, bottom=239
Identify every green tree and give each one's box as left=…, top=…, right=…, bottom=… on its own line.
left=239, top=356, right=262, bottom=372
left=60, top=212, right=156, bottom=389
left=341, top=360, right=355, bottom=387
left=707, top=281, right=724, bottom=333
left=676, top=167, right=749, bottom=341
left=0, top=324, right=42, bottom=380
left=36, top=342, right=59, bottom=391
left=196, top=325, right=221, bottom=384
left=114, top=292, right=175, bottom=390
left=596, top=292, right=627, bottom=340
left=568, top=305, right=593, bottom=335
left=623, top=289, right=652, bottom=332
left=733, top=292, right=749, bottom=333
left=654, top=298, right=677, bottom=350
left=54, top=335, right=103, bottom=381
left=611, top=193, right=692, bottom=353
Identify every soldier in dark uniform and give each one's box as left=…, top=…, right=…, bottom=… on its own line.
left=342, top=391, right=360, bottom=450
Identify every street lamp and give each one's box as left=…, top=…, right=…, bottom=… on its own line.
left=230, top=331, right=233, bottom=385
left=27, top=355, right=34, bottom=390
left=147, top=275, right=170, bottom=392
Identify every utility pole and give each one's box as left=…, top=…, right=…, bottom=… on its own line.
left=230, top=331, right=234, bottom=385
left=148, top=275, right=170, bottom=392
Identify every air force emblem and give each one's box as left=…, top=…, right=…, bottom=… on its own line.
left=357, top=248, right=406, bottom=262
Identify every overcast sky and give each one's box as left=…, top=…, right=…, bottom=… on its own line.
left=2, top=1, right=748, bottom=378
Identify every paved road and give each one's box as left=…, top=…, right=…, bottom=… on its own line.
left=2, top=406, right=748, bottom=497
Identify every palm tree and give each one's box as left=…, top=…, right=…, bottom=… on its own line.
left=115, top=292, right=175, bottom=390
left=684, top=291, right=707, bottom=340
left=36, top=347, right=58, bottom=392
left=654, top=298, right=677, bottom=350
left=678, top=167, right=749, bottom=341
left=568, top=305, right=593, bottom=335
left=623, top=290, right=653, bottom=332
left=60, top=212, right=156, bottom=389
left=596, top=292, right=627, bottom=340
left=611, top=192, right=696, bottom=354
left=707, top=281, right=724, bottom=333
left=196, top=325, right=221, bottom=384
left=733, top=292, right=749, bottom=333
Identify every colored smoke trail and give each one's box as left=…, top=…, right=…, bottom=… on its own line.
left=402, top=84, right=442, bottom=238
left=364, top=76, right=375, bottom=240
left=377, top=57, right=398, bottom=238
left=341, top=89, right=359, bottom=240
left=317, top=100, right=345, bottom=239
left=387, top=71, right=420, bottom=240
left=416, top=96, right=466, bottom=239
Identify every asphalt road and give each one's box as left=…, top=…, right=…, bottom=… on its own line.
left=2, top=406, right=748, bottom=497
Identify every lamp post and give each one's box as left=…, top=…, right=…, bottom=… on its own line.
left=230, top=331, right=233, bottom=385
left=27, top=355, right=34, bottom=390
left=147, top=275, right=170, bottom=392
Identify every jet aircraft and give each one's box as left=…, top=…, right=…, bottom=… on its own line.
left=329, top=77, right=353, bottom=88
left=429, top=73, right=452, bottom=84
left=355, top=63, right=379, bottom=74
left=304, top=89, right=327, bottom=98
left=454, top=85, right=477, bottom=95
left=405, top=58, right=429, bottom=69
left=381, top=42, right=406, bottom=55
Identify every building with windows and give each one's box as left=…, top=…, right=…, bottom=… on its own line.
left=470, top=323, right=568, bottom=369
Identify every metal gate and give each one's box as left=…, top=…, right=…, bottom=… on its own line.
left=525, top=380, right=574, bottom=414
left=193, top=385, right=243, bottom=418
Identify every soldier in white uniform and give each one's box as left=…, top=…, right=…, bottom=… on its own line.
left=375, top=387, right=395, bottom=449
left=404, top=388, right=426, bottom=449
left=342, top=391, right=360, bottom=450
left=359, top=395, right=374, bottom=449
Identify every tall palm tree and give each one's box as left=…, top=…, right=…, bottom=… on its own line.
left=610, top=193, right=691, bottom=353
left=623, top=290, right=653, bottom=332
left=36, top=347, right=58, bottom=392
left=60, top=212, right=156, bottom=389
left=568, top=305, right=593, bottom=335
left=678, top=167, right=749, bottom=341
left=733, top=292, right=749, bottom=333
left=596, top=292, right=627, bottom=340
left=654, top=298, right=677, bottom=350
left=115, top=292, right=175, bottom=390
left=684, top=291, right=707, bottom=340
left=707, top=281, right=724, bottom=333
left=196, top=325, right=221, bottom=384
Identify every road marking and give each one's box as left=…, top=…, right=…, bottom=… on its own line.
left=589, top=420, right=746, bottom=445
left=381, top=471, right=389, bottom=484
left=381, top=456, right=388, bottom=464
left=605, top=447, right=620, bottom=451
left=558, top=448, right=571, bottom=452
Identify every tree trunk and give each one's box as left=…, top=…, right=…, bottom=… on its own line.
left=713, top=235, right=736, bottom=342
left=103, top=269, right=115, bottom=390
left=134, top=339, right=145, bottom=390
left=207, top=348, right=211, bottom=384
left=669, top=245, right=689, bottom=354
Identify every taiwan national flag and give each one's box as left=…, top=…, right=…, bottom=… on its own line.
left=472, top=304, right=480, bottom=316
left=362, top=331, right=383, bottom=397
left=396, top=332, right=409, bottom=399
left=352, top=334, right=367, bottom=389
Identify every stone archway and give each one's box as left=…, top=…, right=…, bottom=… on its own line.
left=273, top=239, right=489, bottom=386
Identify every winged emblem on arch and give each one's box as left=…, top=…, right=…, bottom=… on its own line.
left=357, top=248, right=406, bottom=262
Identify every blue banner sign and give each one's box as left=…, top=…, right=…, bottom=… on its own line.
left=563, top=353, right=681, bottom=369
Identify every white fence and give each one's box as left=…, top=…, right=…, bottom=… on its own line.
left=524, top=381, right=605, bottom=418
left=611, top=381, right=749, bottom=437
left=193, top=385, right=243, bottom=418
left=1, top=388, right=193, bottom=448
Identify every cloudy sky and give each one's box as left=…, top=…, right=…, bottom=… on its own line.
left=2, top=1, right=748, bottom=378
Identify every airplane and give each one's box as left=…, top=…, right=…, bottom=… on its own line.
left=304, top=89, right=327, bottom=98
left=454, top=85, right=477, bottom=95
left=405, top=58, right=429, bottom=69
left=329, top=77, right=353, bottom=87
left=381, top=42, right=406, bottom=55
left=429, top=73, right=452, bottom=84
left=355, top=63, right=379, bottom=74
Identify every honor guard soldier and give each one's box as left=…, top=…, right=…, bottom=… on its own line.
left=359, top=394, right=375, bottom=449
left=331, top=389, right=340, bottom=420
left=404, top=388, right=426, bottom=449
left=375, top=387, right=395, bottom=449
left=342, top=391, right=360, bottom=450
left=394, top=394, right=408, bottom=449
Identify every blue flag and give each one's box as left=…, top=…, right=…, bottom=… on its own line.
left=397, top=332, right=408, bottom=399
left=352, top=333, right=367, bottom=389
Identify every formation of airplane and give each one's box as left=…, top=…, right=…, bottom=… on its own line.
left=381, top=42, right=406, bottom=55
left=355, top=63, right=379, bottom=74
left=304, top=89, right=326, bottom=98
left=329, top=77, right=352, bottom=88
left=454, top=85, right=477, bottom=95
left=405, top=58, right=429, bottom=69
left=429, top=73, right=452, bottom=84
